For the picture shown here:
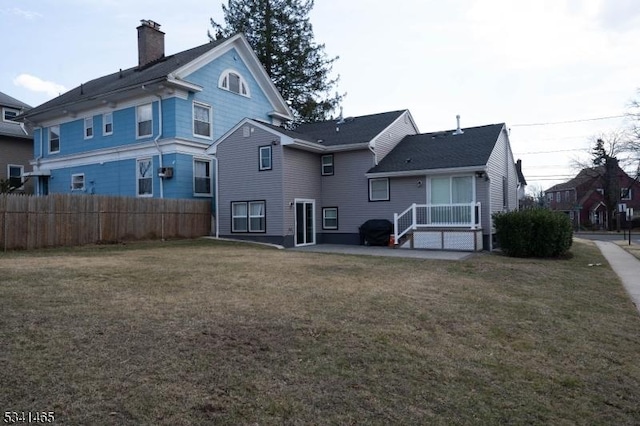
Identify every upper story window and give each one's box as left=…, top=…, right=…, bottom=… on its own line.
left=49, top=125, right=60, bottom=153
left=369, top=178, right=390, bottom=202
left=621, top=188, right=633, bottom=200
left=321, top=154, right=334, bottom=176
left=3, top=107, right=19, bottom=122
left=136, top=103, right=152, bottom=138
left=564, top=190, right=570, bottom=201
left=259, top=146, right=272, bottom=171
left=218, top=69, right=250, bottom=97
left=555, top=192, right=561, bottom=202
left=71, top=173, right=85, bottom=191
left=103, top=112, right=113, bottom=135
left=193, top=102, right=212, bottom=138
left=84, top=117, right=94, bottom=139
left=8, top=165, right=23, bottom=190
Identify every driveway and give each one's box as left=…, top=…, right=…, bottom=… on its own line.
left=289, top=244, right=473, bottom=260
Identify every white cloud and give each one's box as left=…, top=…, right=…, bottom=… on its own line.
left=2, top=7, right=43, bottom=20
left=13, top=74, right=67, bottom=98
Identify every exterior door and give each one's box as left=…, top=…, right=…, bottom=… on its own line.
left=295, top=199, right=315, bottom=246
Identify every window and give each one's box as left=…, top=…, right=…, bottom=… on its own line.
left=137, top=158, right=153, bottom=197
left=564, top=190, right=570, bottom=201
left=259, top=146, right=272, bottom=171
left=547, top=192, right=553, bottom=201
left=136, top=103, right=152, bottom=138
left=218, top=69, right=250, bottom=97
left=321, top=154, right=334, bottom=176
left=3, top=107, right=19, bottom=121
left=556, top=192, right=561, bottom=202
left=322, top=207, right=338, bottom=229
left=193, top=102, right=212, bottom=138
left=71, top=173, right=85, bottom=191
left=103, top=112, right=113, bottom=135
left=231, top=201, right=266, bottom=233
left=369, top=178, right=389, bottom=201
left=193, top=159, right=212, bottom=196
left=430, top=176, right=473, bottom=204
left=49, top=125, right=60, bottom=153
left=8, top=165, right=23, bottom=190
left=84, top=117, right=93, bottom=139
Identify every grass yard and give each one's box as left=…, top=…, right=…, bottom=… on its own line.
left=2, top=239, right=640, bottom=425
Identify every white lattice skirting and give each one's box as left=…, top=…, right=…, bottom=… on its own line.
left=402, top=229, right=484, bottom=251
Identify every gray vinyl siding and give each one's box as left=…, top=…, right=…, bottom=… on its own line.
left=372, top=111, right=418, bottom=162
left=321, top=149, right=425, bottom=234
left=216, top=125, right=284, bottom=238
left=0, top=136, right=34, bottom=193
left=486, top=126, right=518, bottom=228
left=283, top=147, right=322, bottom=237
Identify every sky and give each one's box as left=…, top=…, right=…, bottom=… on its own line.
left=2, top=0, right=640, bottom=193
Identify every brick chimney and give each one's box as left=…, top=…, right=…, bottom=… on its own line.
left=137, top=20, right=164, bottom=67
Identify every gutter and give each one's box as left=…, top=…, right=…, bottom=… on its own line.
left=141, top=85, right=164, bottom=198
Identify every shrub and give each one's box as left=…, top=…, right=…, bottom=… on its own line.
left=494, top=209, right=573, bottom=258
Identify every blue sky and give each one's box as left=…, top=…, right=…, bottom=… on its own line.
left=2, top=0, right=640, bottom=192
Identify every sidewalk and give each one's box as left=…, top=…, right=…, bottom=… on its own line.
left=594, top=241, right=640, bottom=314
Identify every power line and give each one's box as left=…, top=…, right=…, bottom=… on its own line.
left=517, top=148, right=584, bottom=155
left=511, top=114, right=626, bottom=127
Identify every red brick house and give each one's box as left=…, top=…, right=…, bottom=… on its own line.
left=545, top=166, right=640, bottom=230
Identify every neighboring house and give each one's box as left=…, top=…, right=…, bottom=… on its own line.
left=19, top=20, right=291, bottom=199
left=0, top=91, right=33, bottom=193
left=545, top=166, right=640, bottom=229
left=209, top=113, right=518, bottom=251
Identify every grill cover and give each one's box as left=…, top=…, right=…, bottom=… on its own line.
left=359, top=219, right=393, bottom=246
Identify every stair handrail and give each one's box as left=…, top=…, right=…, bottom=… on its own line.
left=394, top=203, right=417, bottom=244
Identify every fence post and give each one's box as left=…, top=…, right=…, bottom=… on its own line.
left=412, top=203, right=417, bottom=230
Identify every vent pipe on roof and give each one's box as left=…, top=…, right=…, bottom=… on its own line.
left=137, top=19, right=165, bottom=68
left=453, top=114, right=464, bottom=135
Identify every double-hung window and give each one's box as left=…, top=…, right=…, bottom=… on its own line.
left=137, top=103, right=152, bottom=138
left=321, top=154, right=334, bottom=176
left=84, top=117, right=93, bottom=139
left=8, top=165, right=23, bottom=190
left=71, top=173, right=85, bottom=191
left=259, top=146, right=272, bottom=171
left=369, top=178, right=389, bottom=201
left=103, top=112, right=113, bottom=135
left=231, top=201, right=266, bottom=232
left=137, top=158, right=153, bottom=197
left=193, top=159, right=212, bottom=196
left=193, top=102, right=212, bottom=138
left=322, top=207, right=338, bottom=229
left=49, top=125, right=60, bottom=153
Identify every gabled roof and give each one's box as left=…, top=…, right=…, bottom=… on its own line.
left=367, top=123, right=505, bottom=174
left=545, top=167, right=603, bottom=192
left=292, top=110, right=408, bottom=146
left=0, top=91, right=32, bottom=139
left=21, top=33, right=292, bottom=124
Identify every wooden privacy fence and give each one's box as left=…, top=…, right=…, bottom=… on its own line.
left=0, top=194, right=212, bottom=251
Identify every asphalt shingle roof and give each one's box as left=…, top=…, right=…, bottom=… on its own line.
left=23, top=39, right=227, bottom=119
left=368, top=123, right=505, bottom=173
left=292, top=110, right=407, bottom=146
left=0, top=92, right=31, bottom=110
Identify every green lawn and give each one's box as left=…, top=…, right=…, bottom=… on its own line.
left=1, top=239, right=639, bottom=425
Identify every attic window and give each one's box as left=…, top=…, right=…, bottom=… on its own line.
left=3, top=107, right=19, bottom=122
left=219, top=69, right=250, bottom=97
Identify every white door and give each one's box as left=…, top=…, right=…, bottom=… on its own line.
left=295, top=199, right=315, bottom=246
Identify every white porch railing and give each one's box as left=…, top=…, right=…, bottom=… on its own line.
left=393, top=203, right=482, bottom=243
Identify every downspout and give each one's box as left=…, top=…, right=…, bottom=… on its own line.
left=141, top=85, right=164, bottom=198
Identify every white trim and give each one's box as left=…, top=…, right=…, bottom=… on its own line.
left=192, top=101, right=212, bottom=139
left=7, top=164, right=24, bottom=190
left=84, top=116, right=94, bottom=139
left=71, top=173, right=85, bottom=191
left=136, top=103, right=153, bottom=139
left=259, top=145, right=272, bottom=170
left=136, top=157, right=153, bottom=197
left=49, top=125, right=60, bottom=154
left=248, top=201, right=266, bottom=232
left=369, top=178, right=390, bottom=201
left=3, top=107, right=20, bottom=122
left=218, top=68, right=251, bottom=97
left=294, top=198, right=316, bottom=247
left=103, top=112, right=113, bottom=136
left=322, top=207, right=338, bottom=230
left=193, top=157, right=213, bottom=197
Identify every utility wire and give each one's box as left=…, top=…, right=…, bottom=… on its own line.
left=511, top=114, right=626, bottom=127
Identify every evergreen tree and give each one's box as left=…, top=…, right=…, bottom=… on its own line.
left=209, top=0, right=343, bottom=123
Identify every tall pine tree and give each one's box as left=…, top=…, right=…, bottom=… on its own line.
left=209, top=0, right=343, bottom=123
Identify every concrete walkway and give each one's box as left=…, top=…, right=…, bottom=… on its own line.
left=594, top=241, right=640, bottom=314
left=289, top=244, right=472, bottom=260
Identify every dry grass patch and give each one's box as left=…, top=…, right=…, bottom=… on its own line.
left=1, top=239, right=640, bottom=425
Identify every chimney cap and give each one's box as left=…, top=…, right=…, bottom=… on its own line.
left=140, top=19, right=162, bottom=30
